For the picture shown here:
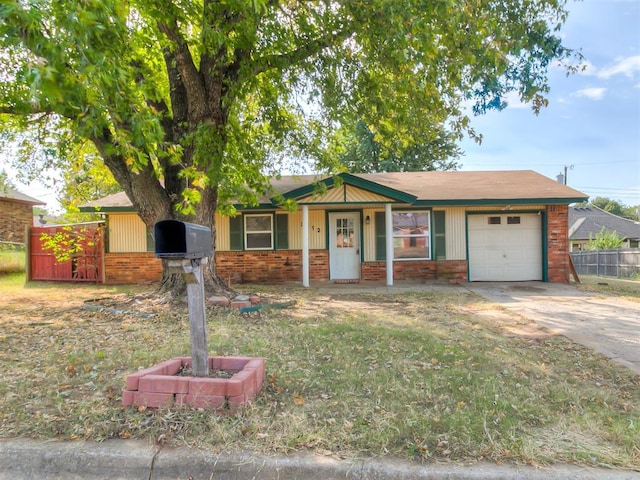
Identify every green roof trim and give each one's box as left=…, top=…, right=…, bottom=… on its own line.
left=78, top=206, right=136, bottom=213
left=277, top=172, right=418, bottom=204
left=412, top=197, right=587, bottom=207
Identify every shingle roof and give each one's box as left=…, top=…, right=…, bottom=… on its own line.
left=81, top=170, right=587, bottom=211
left=0, top=186, right=46, bottom=205
left=569, top=205, right=640, bottom=241
left=353, top=170, right=585, bottom=202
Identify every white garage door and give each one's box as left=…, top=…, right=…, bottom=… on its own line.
left=468, top=213, right=542, bottom=281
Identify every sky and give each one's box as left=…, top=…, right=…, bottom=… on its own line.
left=459, top=0, right=640, bottom=206
left=2, top=0, right=639, bottom=213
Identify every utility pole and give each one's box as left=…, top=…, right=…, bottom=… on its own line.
left=563, top=164, right=574, bottom=185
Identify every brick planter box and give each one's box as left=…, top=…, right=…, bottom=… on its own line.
left=123, top=356, right=265, bottom=411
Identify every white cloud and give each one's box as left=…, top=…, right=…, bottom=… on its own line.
left=572, top=87, right=607, bottom=100
left=596, top=55, right=640, bottom=79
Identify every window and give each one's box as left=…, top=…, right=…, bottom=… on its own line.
left=507, top=216, right=521, bottom=225
left=488, top=216, right=501, bottom=225
left=392, top=211, right=430, bottom=260
left=245, top=214, right=273, bottom=250
left=335, top=217, right=355, bottom=248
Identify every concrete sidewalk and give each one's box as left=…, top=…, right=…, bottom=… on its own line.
left=1, top=439, right=639, bottom=480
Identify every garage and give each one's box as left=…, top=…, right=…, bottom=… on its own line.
left=467, top=213, right=542, bottom=281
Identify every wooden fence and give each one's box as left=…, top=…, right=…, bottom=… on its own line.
left=570, top=249, right=640, bottom=279
left=29, top=224, right=105, bottom=283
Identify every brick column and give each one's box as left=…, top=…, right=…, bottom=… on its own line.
left=546, top=205, right=570, bottom=283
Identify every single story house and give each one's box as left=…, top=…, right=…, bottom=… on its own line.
left=569, top=205, right=640, bottom=251
left=80, top=170, right=587, bottom=285
left=0, top=186, right=46, bottom=245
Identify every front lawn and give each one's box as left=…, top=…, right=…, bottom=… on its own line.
left=0, top=275, right=638, bottom=469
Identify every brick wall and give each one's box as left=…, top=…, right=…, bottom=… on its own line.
left=103, top=251, right=470, bottom=285
left=362, top=260, right=467, bottom=282
left=216, top=250, right=302, bottom=283
left=104, top=253, right=162, bottom=285
left=0, top=200, right=32, bottom=244
left=546, top=205, right=570, bottom=283
left=215, top=250, right=330, bottom=283
left=436, top=260, right=468, bottom=283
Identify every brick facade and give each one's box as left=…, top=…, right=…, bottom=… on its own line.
left=546, top=204, right=570, bottom=283
left=103, top=208, right=572, bottom=285
left=361, top=259, right=468, bottom=283
left=0, top=199, right=32, bottom=244
left=104, top=253, right=163, bottom=285
left=215, top=252, right=467, bottom=284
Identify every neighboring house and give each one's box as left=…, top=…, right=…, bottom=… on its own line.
left=0, top=186, right=46, bottom=244
left=569, top=205, right=640, bottom=251
left=80, top=170, right=587, bottom=286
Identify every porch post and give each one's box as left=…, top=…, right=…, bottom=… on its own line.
left=302, top=204, right=310, bottom=287
left=385, top=203, right=394, bottom=286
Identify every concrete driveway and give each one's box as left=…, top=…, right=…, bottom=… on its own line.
left=465, top=282, right=640, bottom=376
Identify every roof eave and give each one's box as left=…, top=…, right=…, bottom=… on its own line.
left=276, top=172, right=418, bottom=204
left=78, top=206, right=134, bottom=213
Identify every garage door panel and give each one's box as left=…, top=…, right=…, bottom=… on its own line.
left=468, top=213, right=542, bottom=282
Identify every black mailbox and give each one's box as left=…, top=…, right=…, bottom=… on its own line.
left=154, top=220, right=213, bottom=259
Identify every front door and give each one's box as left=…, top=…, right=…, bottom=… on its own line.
left=329, top=212, right=361, bottom=280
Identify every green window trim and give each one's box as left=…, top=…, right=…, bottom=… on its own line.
left=376, top=210, right=444, bottom=261
left=229, top=213, right=290, bottom=251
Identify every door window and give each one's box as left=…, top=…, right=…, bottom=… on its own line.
left=335, top=217, right=355, bottom=248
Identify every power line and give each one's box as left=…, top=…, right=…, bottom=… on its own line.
left=574, top=186, right=640, bottom=194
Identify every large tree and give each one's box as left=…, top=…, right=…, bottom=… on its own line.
left=337, top=120, right=461, bottom=173
left=0, top=0, right=579, bottom=292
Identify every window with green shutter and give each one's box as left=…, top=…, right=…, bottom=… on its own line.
left=275, top=213, right=289, bottom=249
left=229, top=215, right=243, bottom=250
left=375, top=211, right=386, bottom=260
left=433, top=211, right=446, bottom=260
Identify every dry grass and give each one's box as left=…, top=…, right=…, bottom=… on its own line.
left=0, top=273, right=638, bottom=470
left=574, top=275, right=640, bottom=302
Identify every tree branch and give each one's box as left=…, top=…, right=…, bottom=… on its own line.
left=252, top=28, right=354, bottom=76
left=157, top=20, right=208, bottom=125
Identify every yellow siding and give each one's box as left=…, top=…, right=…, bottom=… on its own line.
left=308, top=210, right=326, bottom=249
left=443, top=207, right=466, bottom=260
left=215, top=213, right=229, bottom=251
left=108, top=214, right=148, bottom=253
left=299, top=185, right=394, bottom=204
left=363, top=208, right=377, bottom=262
left=288, top=211, right=302, bottom=250
left=288, top=210, right=324, bottom=249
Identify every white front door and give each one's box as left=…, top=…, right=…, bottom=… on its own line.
left=329, top=212, right=361, bottom=280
